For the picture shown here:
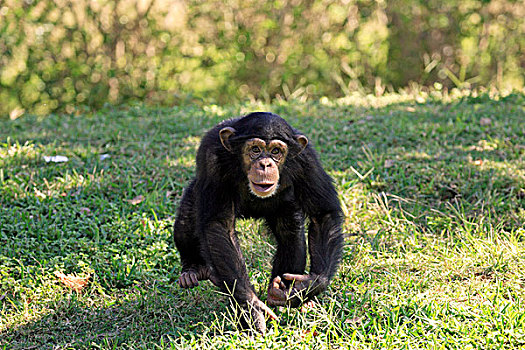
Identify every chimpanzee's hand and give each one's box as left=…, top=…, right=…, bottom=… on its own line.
left=178, top=265, right=221, bottom=288
left=267, top=274, right=323, bottom=308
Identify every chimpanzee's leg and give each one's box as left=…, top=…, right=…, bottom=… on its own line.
left=173, top=180, right=217, bottom=288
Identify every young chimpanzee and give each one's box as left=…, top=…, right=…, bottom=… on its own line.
left=173, top=112, right=344, bottom=333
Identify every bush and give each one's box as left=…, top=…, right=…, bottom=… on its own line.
left=0, top=0, right=523, bottom=116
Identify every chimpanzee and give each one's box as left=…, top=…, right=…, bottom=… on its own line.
left=173, top=112, right=344, bottom=333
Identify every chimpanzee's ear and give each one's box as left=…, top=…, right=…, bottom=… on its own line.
left=295, top=134, right=308, bottom=154
left=219, top=127, right=236, bottom=152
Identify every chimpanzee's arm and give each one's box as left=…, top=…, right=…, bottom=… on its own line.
left=296, top=180, right=343, bottom=302
left=268, top=153, right=344, bottom=307
left=299, top=150, right=344, bottom=284
left=196, top=182, right=277, bottom=331
left=306, top=206, right=344, bottom=289
left=196, top=184, right=253, bottom=302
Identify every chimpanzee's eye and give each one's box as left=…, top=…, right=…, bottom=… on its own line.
left=271, top=148, right=280, bottom=155
left=251, top=146, right=261, bottom=154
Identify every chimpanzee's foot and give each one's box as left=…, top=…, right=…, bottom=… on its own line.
left=267, top=275, right=318, bottom=311
left=178, top=265, right=219, bottom=288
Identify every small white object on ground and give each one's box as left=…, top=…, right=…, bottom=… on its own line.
left=44, top=155, right=69, bottom=163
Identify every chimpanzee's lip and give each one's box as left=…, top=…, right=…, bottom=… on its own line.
left=251, top=182, right=276, bottom=193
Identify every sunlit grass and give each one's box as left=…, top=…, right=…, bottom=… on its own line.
left=0, top=93, right=524, bottom=349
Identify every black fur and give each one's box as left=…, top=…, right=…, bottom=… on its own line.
left=173, top=112, right=344, bottom=324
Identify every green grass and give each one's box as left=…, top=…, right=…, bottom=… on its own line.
left=1, top=91, right=524, bottom=349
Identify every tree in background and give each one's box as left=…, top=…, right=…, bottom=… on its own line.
left=0, top=0, right=523, bottom=117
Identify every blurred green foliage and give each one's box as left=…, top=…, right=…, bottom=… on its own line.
left=0, top=0, right=524, bottom=117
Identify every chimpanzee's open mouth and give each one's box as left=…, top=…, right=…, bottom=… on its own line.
left=251, top=181, right=275, bottom=194
left=251, top=182, right=275, bottom=192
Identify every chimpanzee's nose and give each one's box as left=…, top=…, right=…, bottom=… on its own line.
left=258, top=158, right=273, bottom=170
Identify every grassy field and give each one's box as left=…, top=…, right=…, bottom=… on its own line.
left=1, top=92, right=524, bottom=349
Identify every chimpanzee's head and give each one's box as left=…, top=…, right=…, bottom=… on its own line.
left=218, top=112, right=308, bottom=198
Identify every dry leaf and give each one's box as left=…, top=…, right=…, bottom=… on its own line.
left=480, top=118, right=492, bottom=126
left=34, top=188, right=47, bottom=199
left=127, top=195, right=145, bottom=205
left=54, top=271, right=90, bottom=293
left=301, top=329, right=319, bottom=338
left=79, top=207, right=91, bottom=215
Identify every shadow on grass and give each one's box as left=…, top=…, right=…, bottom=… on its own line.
left=1, top=282, right=226, bottom=349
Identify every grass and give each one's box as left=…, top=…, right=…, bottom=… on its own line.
left=0, top=91, right=524, bottom=349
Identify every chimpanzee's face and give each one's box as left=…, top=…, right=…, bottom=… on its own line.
left=218, top=118, right=308, bottom=199
left=241, top=138, right=288, bottom=198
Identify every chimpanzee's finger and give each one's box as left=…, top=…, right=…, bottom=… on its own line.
left=282, top=273, right=310, bottom=282
left=271, top=277, right=284, bottom=291
left=190, top=273, right=199, bottom=286
left=184, top=273, right=194, bottom=288
left=179, top=275, right=188, bottom=288
left=271, top=276, right=287, bottom=289
left=259, top=302, right=279, bottom=321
